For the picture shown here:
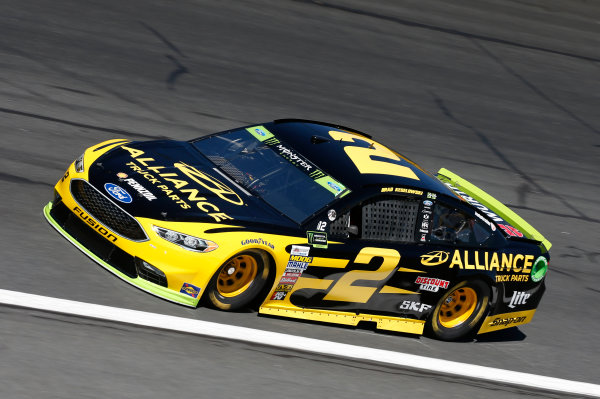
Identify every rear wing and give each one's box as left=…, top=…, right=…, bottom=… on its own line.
left=436, top=168, right=551, bottom=251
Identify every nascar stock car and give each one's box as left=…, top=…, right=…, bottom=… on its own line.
left=44, top=119, right=551, bottom=341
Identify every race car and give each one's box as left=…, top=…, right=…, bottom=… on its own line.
left=44, top=119, right=551, bottom=341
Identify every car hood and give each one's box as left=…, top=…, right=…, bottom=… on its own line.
left=87, top=140, right=296, bottom=228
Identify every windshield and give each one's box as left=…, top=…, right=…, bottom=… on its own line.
left=192, top=126, right=348, bottom=223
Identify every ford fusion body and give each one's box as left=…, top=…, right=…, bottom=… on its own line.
left=44, top=119, right=551, bottom=341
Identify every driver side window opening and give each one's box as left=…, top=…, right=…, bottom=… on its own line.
left=430, top=203, right=494, bottom=246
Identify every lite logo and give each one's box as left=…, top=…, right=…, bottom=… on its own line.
left=508, top=291, right=530, bottom=309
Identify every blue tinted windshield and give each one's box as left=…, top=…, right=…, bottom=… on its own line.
left=192, top=127, right=347, bottom=223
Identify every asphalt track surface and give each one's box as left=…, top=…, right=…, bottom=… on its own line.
left=0, top=0, right=599, bottom=397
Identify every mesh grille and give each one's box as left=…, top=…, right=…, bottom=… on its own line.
left=206, top=155, right=250, bottom=186
left=71, top=180, right=147, bottom=241
left=49, top=201, right=138, bottom=278
left=330, top=212, right=350, bottom=237
left=362, top=197, right=418, bottom=242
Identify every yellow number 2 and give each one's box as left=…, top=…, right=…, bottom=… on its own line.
left=329, top=130, right=419, bottom=180
left=323, top=247, right=401, bottom=303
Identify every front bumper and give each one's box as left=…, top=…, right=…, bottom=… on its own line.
left=44, top=200, right=199, bottom=307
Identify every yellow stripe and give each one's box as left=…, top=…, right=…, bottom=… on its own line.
left=379, top=286, right=417, bottom=294
left=397, top=267, right=425, bottom=273
left=312, top=257, right=349, bottom=268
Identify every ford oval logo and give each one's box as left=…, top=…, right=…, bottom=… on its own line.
left=104, top=183, right=132, bottom=203
left=423, top=200, right=433, bottom=206
left=327, top=181, right=342, bottom=192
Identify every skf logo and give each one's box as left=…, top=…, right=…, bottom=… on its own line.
left=508, top=291, right=530, bottom=309
left=399, top=301, right=432, bottom=313
left=420, top=250, right=449, bottom=266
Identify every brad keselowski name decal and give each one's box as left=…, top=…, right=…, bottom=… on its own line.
left=120, top=146, right=243, bottom=222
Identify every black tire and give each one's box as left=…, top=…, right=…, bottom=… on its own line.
left=427, top=279, right=491, bottom=341
left=207, top=250, right=271, bottom=311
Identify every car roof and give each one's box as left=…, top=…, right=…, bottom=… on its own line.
left=265, top=119, right=455, bottom=196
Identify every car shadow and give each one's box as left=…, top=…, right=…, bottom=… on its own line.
left=474, top=327, right=527, bottom=343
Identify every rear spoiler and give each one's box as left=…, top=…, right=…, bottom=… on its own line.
left=436, top=168, right=552, bottom=251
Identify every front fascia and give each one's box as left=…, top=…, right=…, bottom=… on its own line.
left=48, top=139, right=307, bottom=306
left=49, top=177, right=308, bottom=307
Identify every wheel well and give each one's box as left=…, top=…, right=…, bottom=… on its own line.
left=249, top=249, right=277, bottom=309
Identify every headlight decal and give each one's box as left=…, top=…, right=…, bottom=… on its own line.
left=152, top=226, right=218, bottom=252
left=74, top=153, right=85, bottom=173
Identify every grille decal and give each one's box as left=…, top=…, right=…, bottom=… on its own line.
left=70, top=179, right=148, bottom=241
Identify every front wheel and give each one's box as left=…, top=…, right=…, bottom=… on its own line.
left=207, top=250, right=271, bottom=311
left=427, top=279, right=491, bottom=341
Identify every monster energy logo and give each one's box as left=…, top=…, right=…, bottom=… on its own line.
left=307, top=231, right=328, bottom=248
left=309, top=170, right=326, bottom=179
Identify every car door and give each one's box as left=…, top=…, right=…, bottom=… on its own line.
left=286, top=193, right=425, bottom=316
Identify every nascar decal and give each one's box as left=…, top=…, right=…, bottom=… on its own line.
left=121, top=145, right=241, bottom=222
left=444, top=182, right=523, bottom=237
left=271, top=255, right=313, bottom=300
left=307, top=231, right=328, bottom=249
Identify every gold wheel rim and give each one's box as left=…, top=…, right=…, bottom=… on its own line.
left=217, top=254, right=258, bottom=297
left=438, top=287, right=478, bottom=328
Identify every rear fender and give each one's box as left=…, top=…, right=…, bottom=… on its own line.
left=436, top=168, right=551, bottom=252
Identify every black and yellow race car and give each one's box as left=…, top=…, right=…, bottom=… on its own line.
left=44, top=119, right=551, bottom=341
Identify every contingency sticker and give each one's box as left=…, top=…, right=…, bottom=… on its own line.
left=290, top=245, right=310, bottom=257
left=307, top=231, right=328, bottom=249
left=180, top=283, right=201, bottom=298
left=271, top=253, right=313, bottom=300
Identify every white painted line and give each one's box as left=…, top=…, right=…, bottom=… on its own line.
left=0, top=289, right=598, bottom=397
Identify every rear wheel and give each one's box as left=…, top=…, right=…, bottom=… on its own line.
left=427, top=280, right=491, bottom=341
left=207, top=250, right=270, bottom=311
